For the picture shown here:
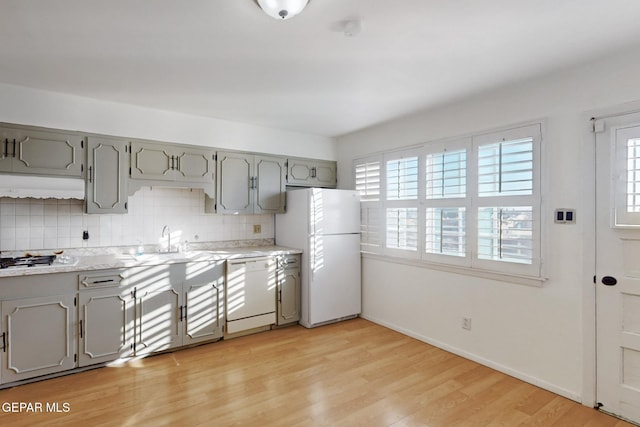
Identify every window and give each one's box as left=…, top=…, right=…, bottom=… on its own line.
left=612, top=124, right=640, bottom=226
left=627, top=138, right=640, bottom=213
left=425, top=207, right=466, bottom=257
left=423, top=142, right=469, bottom=264
left=354, top=156, right=382, bottom=252
left=386, top=157, right=418, bottom=200
left=477, top=206, right=533, bottom=264
left=355, top=160, right=381, bottom=202
left=425, top=149, right=466, bottom=199
left=478, top=138, right=533, bottom=197
left=354, top=122, right=542, bottom=279
left=386, top=208, right=418, bottom=250
left=472, top=124, right=540, bottom=275
left=384, top=151, right=419, bottom=257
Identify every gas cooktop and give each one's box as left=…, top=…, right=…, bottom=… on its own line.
left=0, top=255, right=57, bottom=269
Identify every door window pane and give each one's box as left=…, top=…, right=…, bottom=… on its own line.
left=628, top=138, right=640, bottom=212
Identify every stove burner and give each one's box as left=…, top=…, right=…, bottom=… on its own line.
left=0, top=255, right=57, bottom=269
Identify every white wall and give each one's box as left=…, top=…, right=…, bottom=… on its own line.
left=0, top=83, right=336, bottom=159
left=337, top=47, right=640, bottom=401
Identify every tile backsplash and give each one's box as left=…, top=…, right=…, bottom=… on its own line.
left=0, top=187, right=274, bottom=252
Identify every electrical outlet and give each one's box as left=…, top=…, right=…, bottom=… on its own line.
left=253, top=224, right=261, bottom=234
left=462, top=317, right=472, bottom=331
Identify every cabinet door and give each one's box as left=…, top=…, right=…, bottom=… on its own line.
left=174, top=147, right=214, bottom=183
left=130, top=141, right=174, bottom=181
left=313, top=160, right=337, bottom=188
left=183, top=261, right=224, bottom=345
left=1, top=126, right=84, bottom=177
left=78, top=288, right=134, bottom=367
left=86, top=137, right=129, bottom=214
left=287, top=159, right=314, bottom=186
left=255, top=155, right=286, bottom=214
left=1, top=294, right=76, bottom=383
left=287, top=159, right=337, bottom=188
left=216, top=152, right=253, bottom=214
left=277, top=269, right=301, bottom=325
left=136, top=286, right=181, bottom=355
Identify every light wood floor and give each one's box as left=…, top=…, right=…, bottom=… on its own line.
left=0, top=318, right=633, bottom=427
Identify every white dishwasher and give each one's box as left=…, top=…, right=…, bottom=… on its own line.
left=225, top=256, right=276, bottom=334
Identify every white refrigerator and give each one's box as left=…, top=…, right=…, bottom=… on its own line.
left=275, top=188, right=361, bottom=328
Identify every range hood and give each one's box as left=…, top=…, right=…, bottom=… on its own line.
left=0, top=174, right=85, bottom=199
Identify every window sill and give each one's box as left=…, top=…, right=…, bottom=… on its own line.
left=361, top=252, right=548, bottom=288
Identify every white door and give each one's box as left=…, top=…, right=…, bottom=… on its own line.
left=595, top=112, right=640, bottom=424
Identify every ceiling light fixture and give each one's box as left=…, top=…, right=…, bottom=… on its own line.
left=256, top=0, right=310, bottom=20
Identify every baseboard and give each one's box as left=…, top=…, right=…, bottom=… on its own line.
left=360, top=314, right=581, bottom=403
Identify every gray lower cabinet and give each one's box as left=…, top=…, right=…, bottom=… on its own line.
left=0, top=123, right=84, bottom=177
left=136, top=282, right=182, bottom=355
left=130, top=140, right=214, bottom=183
left=276, top=254, right=301, bottom=326
left=133, top=261, right=224, bottom=356
left=216, top=151, right=286, bottom=214
left=78, top=269, right=134, bottom=367
left=182, top=261, right=224, bottom=345
left=0, top=294, right=76, bottom=384
left=78, top=288, right=135, bottom=366
left=86, top=136, right=129, bottom=214
left=287, top=158, right=337, bottom=188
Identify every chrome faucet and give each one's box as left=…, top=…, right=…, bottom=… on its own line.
left=161, top=225, right=172, bottom=253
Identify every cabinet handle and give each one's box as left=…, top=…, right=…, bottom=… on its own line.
left=176, top=156, right=180, bottom=171
left=179, top=305, right=183, bottom=322
left=2, top=332, right=6, bottom=352
left=12, top=139, right=16, bottom=158
left=88, top=166, right=93, bottom=183
left=79, top=320, right=83, bottom=338
left=92, top=279, right=115, bottom=284
left=184, top=305, right=187, bottom=321
left=310, top=167, right=317, bottom=178
left=278, top=289, right=282, bottom=303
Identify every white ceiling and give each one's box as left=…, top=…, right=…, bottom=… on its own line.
left=1, top=0, right=640, bottom=138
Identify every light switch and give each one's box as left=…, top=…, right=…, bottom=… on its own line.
left=554, top=209, right=576, bottom=224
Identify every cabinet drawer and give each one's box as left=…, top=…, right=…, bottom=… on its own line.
left=79, top=270, right=127, bottom=289
left=278, top=255, right=300, bottom=270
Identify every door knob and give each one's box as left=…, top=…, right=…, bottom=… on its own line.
left=601, top=276, right=617, bottom=286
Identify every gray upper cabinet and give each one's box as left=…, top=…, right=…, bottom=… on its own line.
left=86, top=136, right=128, bottom=214
left=130, top=140, right=214, bottom=184
left=217, top=151, right=286, bottom=214
left=287, top=158, right=337, bottom=188
left=0, top=123, right=84, bottom=177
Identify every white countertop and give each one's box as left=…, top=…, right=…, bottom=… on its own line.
left=0, top=245, right=302, bottom=278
